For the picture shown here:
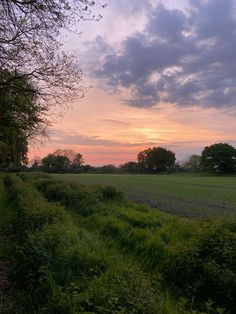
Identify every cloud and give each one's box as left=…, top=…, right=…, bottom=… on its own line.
left=90, top=0, right=236, bottom=110
left=102, top=119, right=130, bottom=126
left=50, top=129, right=158, bottom=148
left=50, top=129, right=236, bottom=149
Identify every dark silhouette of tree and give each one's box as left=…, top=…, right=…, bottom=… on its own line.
left=120, top=161, right=139, bottom=173
left=184, top=155, right=202, bottom=172
left=201, top=143, right=236, bottom=173
left=71, top=153, right=84, bottom=171
left=41, top=149, right=84, bottom=173
left=0, top=69, right=47, bottom=167
left=83, top=164, right=95, bottom=173
left=101, top=164, right=117, bottom=174
left=41, top=153, right=70, bottom=173
left=137, top=147, right=176, bottom=173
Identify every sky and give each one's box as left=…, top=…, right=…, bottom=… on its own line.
left=29, top=0, right=236, bottom=165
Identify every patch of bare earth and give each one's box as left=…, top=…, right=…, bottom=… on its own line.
left=126, top=191, right=236, bottom=218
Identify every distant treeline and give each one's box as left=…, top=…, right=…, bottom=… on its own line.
left=23, top=143, right=236, bottom=175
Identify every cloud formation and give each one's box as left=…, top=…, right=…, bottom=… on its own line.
left=50, top=129, right=158, bottom=148
left=91, top=0, right=236, bottom=109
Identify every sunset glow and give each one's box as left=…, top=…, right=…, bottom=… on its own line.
left=29, top=0, right=236, bottom=165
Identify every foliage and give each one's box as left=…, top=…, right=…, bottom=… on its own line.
left=54, top=149, right=84, bottom=168
left=137, top=146, right=176, bottom=173
left=71, top=153, right=84, bottom=171
left=42, top=154, right=70, bottom=173
left=84, top=204, right=236, bottom=313
left=98, top=185, right=124, bottom=201
left=0, top=0, right=105, bottom=107
left=1, top=173, right=236, bottom=313
left=37, top=179, right=124, bottom=213
left=201, top=143, right=236, bottom=173
left=0, top=1, right=105, bottom=169
left=183, top=155, right=202, bottom=172
left=2, top=175, right=77, bottom=312
left=166, top=162, right=185, bottom=173
left=41, top=150, right=84, bottom=173
left=0, top=174, right=167, bottom=313
left=164, top=222, right=236, bottom=312
left=101, top=164, right=118, bottom=174
left=119, top=161, right=139, bottom=173
left=0, top=69, right=46, bottom=168
left=36, top=176, right=236, bottom=313
left=83, top=164, right=96, bottom=173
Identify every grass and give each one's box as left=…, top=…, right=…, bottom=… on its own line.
left=52, top=173, right=236, bottom=217
left=0, top=173, right=236, bottom=313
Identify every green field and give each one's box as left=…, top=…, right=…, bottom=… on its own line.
left=52, top=174, right=236, bottom=218
left=1, top=173, right=236, bottom=313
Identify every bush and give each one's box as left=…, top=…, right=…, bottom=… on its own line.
left=97, top=185, right=124, bottom=202
left=164, top=222, right=236, bottom=313
left=37, top=179, right=124, bottom=210
left=37, top=180, right=100, bottom=208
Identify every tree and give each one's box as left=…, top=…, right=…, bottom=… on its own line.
left=54, top=149, right=84, bottom=171
left=0, top=69, right=46, bottom=167
left=41, top=149, right=84, bottom=173
left=0, top=0, right=105, bottom=110
left=41, top=153, right=70, bottom=173
left=120, top=161, right=139, bottom=173
left=184, top=155, right=202, bottom=172
left=71, top=153, right=84, bottom=171
left=101, top=165, right=117, bottom=174
left=83, top=164, right=95, bottom=173
left=0, top=1, right=105, bottom=167
left=201, top=143, right=236, bottom=173
left=0, top=1, right=105, bottom=103
left=137, top=147, right=176, bottom=173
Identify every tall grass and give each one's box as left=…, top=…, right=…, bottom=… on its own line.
left=85, top=209, right=236, bottom=313
left=36, top=177, right=236, bottom=313
left=0, top=175, right=191, bottom=313
left=1, top=174, right=235, bottom=313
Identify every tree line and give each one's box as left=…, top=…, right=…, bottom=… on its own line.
left=28, top=143, right=236, bottom=174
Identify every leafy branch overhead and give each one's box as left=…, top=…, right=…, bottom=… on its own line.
left=0, top=0, right=105, bottom=167
left=0, top=0, right=105, bottom=105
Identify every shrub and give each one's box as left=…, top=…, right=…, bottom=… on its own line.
left=98, top=185, right=124, bottom=201
left=37, top=179, right=124, bottom=210
left=37, top=180, right=100, bottom=208
left=164, top=222, right=236, bottom=313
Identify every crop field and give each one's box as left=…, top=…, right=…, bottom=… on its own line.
left=1, top=173, right=236, bottom=313
left=52, top=174, right=236, bottom=218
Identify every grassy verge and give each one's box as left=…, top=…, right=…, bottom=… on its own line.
left=0, top=173, right=235, bottom=313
